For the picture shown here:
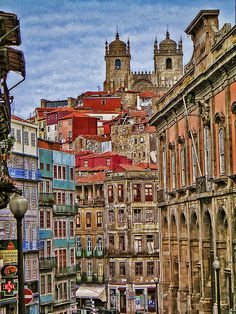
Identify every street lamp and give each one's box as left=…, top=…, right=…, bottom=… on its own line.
left=213, top=257, right=221, bottom=314
left=153, top=277, right=159, bottom=314
left=9, top=194, right=28, bottom=314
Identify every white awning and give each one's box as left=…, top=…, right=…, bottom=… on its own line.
left=76, top=285, right=106, bottom=302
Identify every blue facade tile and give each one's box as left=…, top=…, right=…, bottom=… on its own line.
left=39, top=229, right=53, bottom=240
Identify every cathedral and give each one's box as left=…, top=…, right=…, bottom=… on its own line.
left=104, top=31, right=183, bottom=93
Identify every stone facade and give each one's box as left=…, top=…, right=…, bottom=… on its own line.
left=104, top=32, right=183, bottom=94
left=104, top=169, right=159, bottom=313
left=150, top=10, right=236, bottom=314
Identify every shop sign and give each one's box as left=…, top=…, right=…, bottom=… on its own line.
left=1, top=264, right=18, bottom=277
left=0, top=240, right=18, bottom=264
left=1, top=278, right=18, bottom=296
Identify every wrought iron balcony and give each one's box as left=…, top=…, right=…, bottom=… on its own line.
left=55, top=264, right=78, bottom=277
left=39, top=257, right=56, bottom=270
left=39, top=192, right=55, bottom=205
left=53, top=204, right=78, bottom=215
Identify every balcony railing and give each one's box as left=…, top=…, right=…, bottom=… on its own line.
left=55, top=264, right=78, bottom=276
left=53, top=204, right=78, bottom=215
left=39, top=257, right=56, bottom=270
left=77, top=272, right=104, bottom=284
left=39, top=192, right=55, bottom=205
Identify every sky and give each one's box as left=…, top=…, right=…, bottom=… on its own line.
left=2, top=0, right=235, bottom=118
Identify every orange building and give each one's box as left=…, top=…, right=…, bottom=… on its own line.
left=150, top=10, right=236, bottom=314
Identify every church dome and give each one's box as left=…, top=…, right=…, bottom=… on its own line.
left=159, top=31, right=177, bottom=52
left=109, top=32, right=127, bottom=54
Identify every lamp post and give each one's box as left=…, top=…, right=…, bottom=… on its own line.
left=153, top=277, right=159, bottom=314
left=213, top=257, right=221, bottom=314
left=9, top=194, right=28, bottom=314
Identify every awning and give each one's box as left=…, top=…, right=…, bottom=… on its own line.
left=76, top=285, right=106, bottom=302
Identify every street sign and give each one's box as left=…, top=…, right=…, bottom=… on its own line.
left=24, top=288, right=33, bottom=305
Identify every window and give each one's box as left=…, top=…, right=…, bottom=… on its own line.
left=84, top=160, right=88, bottom=167
left=58, top=121, right=62, bottom=127
left=53, top=165, right=57, bottom=178
left=24, top=131, right=29, bottom=145
left=76, top=213, right=81, bottom=228
left=54, top=221, right=58, bottom=237
left=115, top=58, right=121, bottom=70
left=109, top=262, right=115, bottom=276
left=70, top=168, right=74, bottom=181
left=87, top=261, right=92, bottom=276
left=118, top=209, right=125, bottom=223
left=219, top=128, right=225, bottom=174
left=86, top=212, right=92, bottom=228
left=118, top=184, right=124, bottom=202
left=162, top=146, right=167, bottom=190
left=119, top=234, right=125, bottom=251
left=46, top=211, right=51, bottom=228
left=41, top=275, right=46, bottom=294
left=180, top=148, right=185, bottom=186
left=46, top=164, right=50, bottom=171
left=62, top=192, right=65, bottom=204
left=134, top=235, right=142, bottom=252
left=76, top=236, right=82, bottom=252
left=63, top=221, right=66, bottom=237
left=133, top=184, right=141, bottom=202
left=97, top=236, right=103, bottom=253
left=166, top=58, right=172, bottom=69
left=59, top=221, right=62, bottom=237
left=68, top=131, right=72, bottom=138
left=31, top=133, right=36, bottom=146
left=204, top=127, right=211, bottom=179
left=40, top=163, right=44, bottom=170
left=147, top=261, right=154, bottom=276
left=58, top=166, right=62, bottom=179
left=192, top=144, right=197, bottom=184
left=171, top=152, right=176, bottom=189
left=46, top=240, right=52, bottom=256
left=48, top=274, right=52, bottom=293
left=145, top=209, right=154, bottom=223
left=70, top=193, right=73, bottom=204
left=70, top=248, right=75, bottom=264
left=70, top=221, right=74, bottom=237
left=119, top=262, right=126, bottom=276
left=40, top=211, right=44, bottom=228
left=108, top=210, right=114, bottom=223
left=25, top=260, right=31, bottom=280
left=96, top=212, right=103, bottom=227
left=86, top=236, right=92, bottom=253
left=102, top=99, right=106, bottom=105
left=140, top=137, right=144, bottom=143
left=57, top=192, right=62, bottom=204
left=109, top=235, right=115, bottom=250
left=16, top=129, right=21, bottom=143
left=106, top=158, right=111, bottom=166
left=62, top=167, right=66, bottom=180
left=146, top=235, right=154, bottom=253
left=135, top=262, right=143, bottom=275
left=145, top=184, right=153, bottom=201
left=47, top=126, right=50, bottom=132
left=133, top=208, right=142, bottom=223
left=46, top=180, right=50, bottom=193
left=108, top=185, right=113, bottom=203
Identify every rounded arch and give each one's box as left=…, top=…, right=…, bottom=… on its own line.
left=216, top=206, right=228, bottom=241
left=179, top=211, right=187, bottom=237
left=131, top=79, right=154, bottom=93
left=190, top=211, right=199, bottom=238
left=170, top=213, right=177, bottom=238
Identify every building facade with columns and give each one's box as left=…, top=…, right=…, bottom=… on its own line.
left=150, top=10, right=236, bottom=314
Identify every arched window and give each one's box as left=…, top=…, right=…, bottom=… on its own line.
left=204, top=127, right=211, bottom=178
left=162, top=146, right=167, bottom=190
left=115, top=59, right=121, bottom=70
left=171, top=151, right=176, bottom=189
left=181, top=148, right=185, bottom=186
left=192, top=144, right=197, bottom=183
left=219, top=128, right=225, bottom=174
left=166, top=58, right=172, bottom=69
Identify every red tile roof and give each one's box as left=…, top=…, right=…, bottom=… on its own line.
left=38, top=139, right=61, bottom=150
left=76, top=172, right=106, bottom=184
left=77, top=165, right=109, bottom=172
left=139, top=92, right=157, bottom=98
left=46, top=107, right=76, bottom=114
left=59, top=112, right=90, bottom=120
left=137, top=163, right=158, bottom=170
left=115, top=164, right=146, bottom=172
left=12, top=115, right=35, bottom=126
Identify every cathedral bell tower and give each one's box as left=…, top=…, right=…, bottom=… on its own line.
left=104, top=32, right=131, bottom=92
left=154, top=31, right=183, bottom=88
